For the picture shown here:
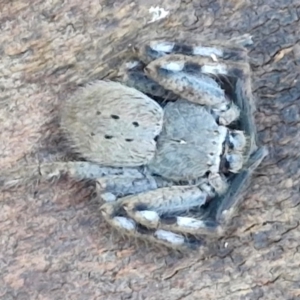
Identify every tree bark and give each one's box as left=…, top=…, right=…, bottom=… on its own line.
left=1, top=0, right=299, bottom=299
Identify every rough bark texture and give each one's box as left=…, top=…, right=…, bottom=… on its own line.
left=1, top=0, right=300, bottom=299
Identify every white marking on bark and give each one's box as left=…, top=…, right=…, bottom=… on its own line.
left=148, top=6, right=169, bottom=23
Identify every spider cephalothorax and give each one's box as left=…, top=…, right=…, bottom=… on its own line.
left=1, top=35, right=267, bottom=250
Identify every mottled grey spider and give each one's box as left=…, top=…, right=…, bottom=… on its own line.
left=1, top=36, right=267, bottom=250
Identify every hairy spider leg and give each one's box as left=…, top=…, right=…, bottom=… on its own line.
left=99, top=147, right=266, bottom=249
left=144, top=54, right=250, bottom=111
left=100, top=185, right=212, bottom=249
left=101, top=146, right=267, bottom=247
left=134, top=36, right=251, bottom=64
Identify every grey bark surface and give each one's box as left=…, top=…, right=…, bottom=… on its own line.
left=0, top=0, right=299, bottom=299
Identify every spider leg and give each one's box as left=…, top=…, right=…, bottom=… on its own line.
left=215, top=146, right=268, bottom=225
left=156, top=146, right=267, bottom=237
left=96, top=171, right=174, bottom=199
left=222, top=74, right=258, bottom=165
left=101, top=185, right=210, bottom=227
left=0, top=162, right=144, bottom=189
left=100, top=209, right=202, bottom=250
left=0, top=161, right=157, bottom=191
left=1, top=160, right=174, bottom=200
left=134, top=35, right=251, bottom=64
left=234, top=78, right=258, bottom=159
left=145, top=54, right=249, bottom=103
left=100, top=185, right=211, bottom=249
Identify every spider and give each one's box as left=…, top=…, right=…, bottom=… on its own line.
left=1, top=36, right=267, bottom=250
